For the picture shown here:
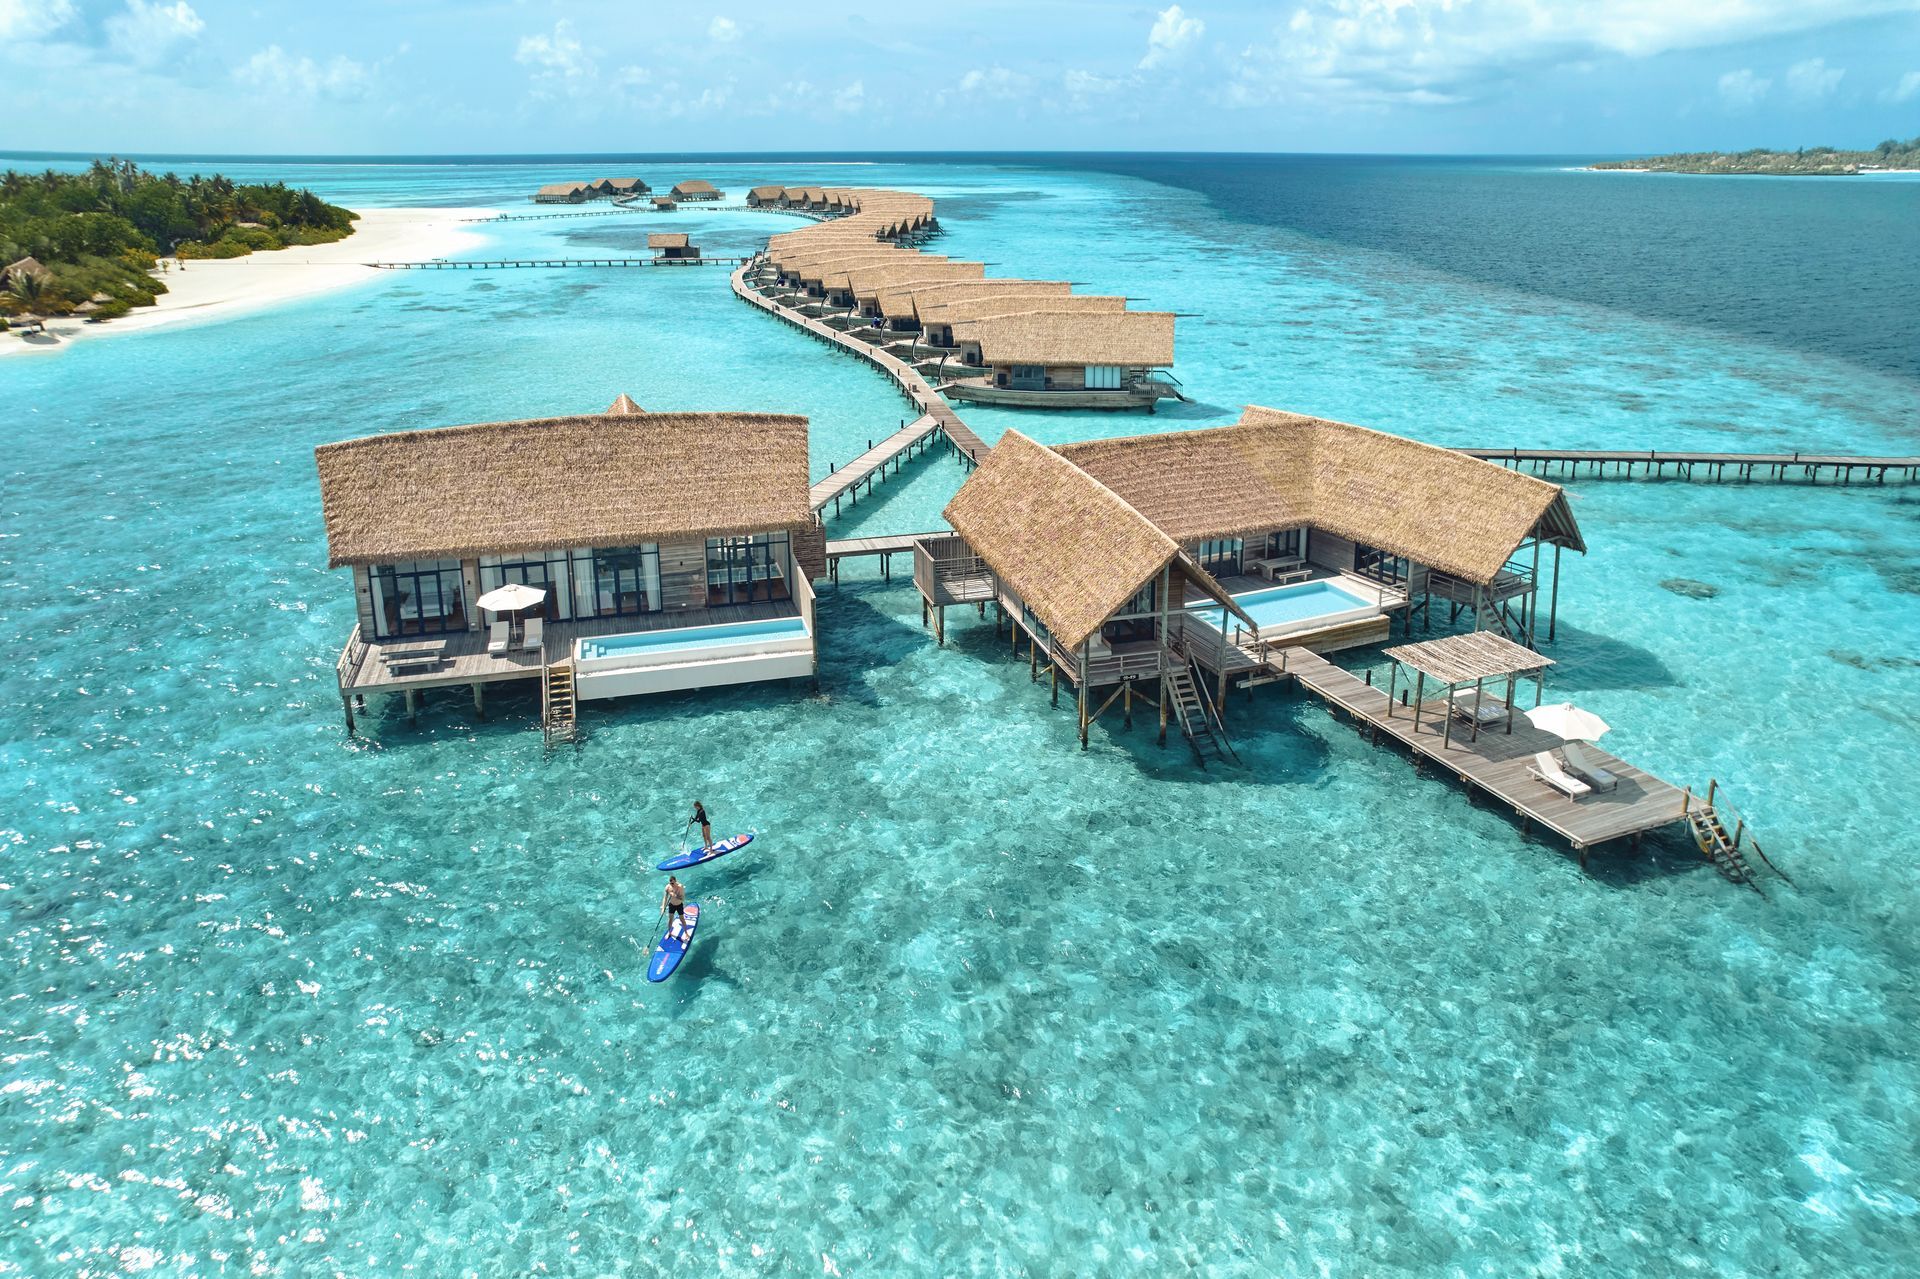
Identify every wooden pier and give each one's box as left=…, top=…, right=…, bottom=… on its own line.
left=366, top=257, right=751, bottom=271
left=461, top=208, right=644, bottom=223
left=1459, top=447, right=1920, bottom=484
left=731, top=261, right=992, bottom=494
left=1274, top=646, right=1692, bottom=852
left=823, top=530, right=944, bottom=583
left=810, top=417, right=942, bottom=514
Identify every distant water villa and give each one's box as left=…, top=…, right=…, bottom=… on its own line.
left=317, top=397, right=824, bottom=738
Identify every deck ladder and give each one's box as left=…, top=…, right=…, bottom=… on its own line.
left=1163, top=659, right=1239, bottom=768
left=542, top=659, right=579, bottom=748
left=1687, top=780, right=1790, bottom=894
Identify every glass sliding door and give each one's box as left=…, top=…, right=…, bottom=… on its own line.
left=369, top=559, right=467, bottom=639
left=479, top=553, right=570, bottom=620
left=1196, top=538, right=1243, bottom=578
left=1353, top=543, right=1409, bottom=586
left=705, top=533, right=792, bottom=606
left=589, top=545, right=661, bottom=617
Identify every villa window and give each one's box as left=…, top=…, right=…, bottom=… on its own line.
left=583, top=544, right=661, bottom=617
left=1267, top=529, right=1304, bottom=560
left=1353, top=543, right=1410, bottom=586
left=1010, top=364, right=1046, bottom=390
left=369, top=559, right=466, bottom=639
left=705, top=532, right=792, bottom=606
left=1085, top=365, right=1123, bottom=390
left=479, top=552, right=572, bottom=620
left=1196, top=538, right=1243, bottom=577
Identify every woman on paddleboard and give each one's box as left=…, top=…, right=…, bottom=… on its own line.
left=691, top=801, right=712, bottom=850
left=662, top=876, right=687, bottom=937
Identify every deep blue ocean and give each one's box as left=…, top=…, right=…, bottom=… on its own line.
left=2, top=153, right=1917, bottom=1277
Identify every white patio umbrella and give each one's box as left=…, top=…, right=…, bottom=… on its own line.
left=476, top=582, right=547, bottom=616
left=1525, top=701, right=1611, bottom=742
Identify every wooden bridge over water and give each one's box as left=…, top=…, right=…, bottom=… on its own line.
left=1459, top=447, right=1919, bottom=483
left=367, top=257, right=753, bottom=271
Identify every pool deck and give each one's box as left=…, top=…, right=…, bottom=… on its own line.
left=1274, top=646, right=1691, bottom=850
left=337, top=601, right=802, bottom=695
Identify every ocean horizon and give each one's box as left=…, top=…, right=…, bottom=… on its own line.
left=3, top=150, right=1917, bottom=1275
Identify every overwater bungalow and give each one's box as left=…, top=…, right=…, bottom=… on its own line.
left=671, top=179, right=723, bottom=202
left=533, top=182, right=591, bottom=204
left=318, top=399, right=825, bottom=736
left=839, top=261, right=987, bottom=318
left=648, top=232, right=700, bottom=261
left=871, top=280, right=1070, bottom=334
left=605, top=177, right=649, bottom=198
left=914, top=408, right=1585, bottom=749
left=746, top=185, right=787, bottom=208
left=943, top=310, right=1181, bottom=410
left=919, top=292, right=1127, bottom=350
left=652, top=196, right=678, bottom=212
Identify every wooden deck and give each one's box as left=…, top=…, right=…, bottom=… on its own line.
left=809, top=416, right=941, bottom=514
left=338, top=600, right=801, bottom=695
left=366, top=257, right=751, bottom=270
left=1276, top=647, right=1690, bottom=849
left=1458, top=447, right=1920, bottom=483
left=824, top=531, right=946, bottom=582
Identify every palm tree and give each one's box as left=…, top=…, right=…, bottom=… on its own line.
left=8, top=270, right=48, bottom=321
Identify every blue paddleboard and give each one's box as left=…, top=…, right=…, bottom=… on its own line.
left=647, top=903, right=699, bottom=983
left=656, top=832, right=754, bottom=872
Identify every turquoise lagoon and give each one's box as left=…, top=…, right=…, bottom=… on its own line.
left=2, top=156, right=1918, bottom=1276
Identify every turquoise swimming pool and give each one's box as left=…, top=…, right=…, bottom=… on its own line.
left=1215, top=580, right=1378, bottom=634
left=577, top=615, right=807, bottom=661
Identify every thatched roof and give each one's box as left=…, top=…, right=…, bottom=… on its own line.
left=748, top=185, right=785, bottom=199
left=943, top=430, right=1248, bottom=650
left=671, top=179, right=718, bottom=196
left=605, top=394, right=645, bottom=415
left=5, top=256, right=50, bottom=283
left=953, top=311, right=1175, bottom=367
left=317, top=410, right=811, bottom=567
left=536, top=182, right=587, bottom=198
left=868, top=280, right=1067, bottom=321
left=652, top=196, right=677, bottom=207
left=921, top=294, right=1127, bottom=327
left=607, top=177, right=648, bottom=193
left=1056, top=407, right=1585, bottom=584
left=843, top=262, right=986, bottom=299
left=648, top=233, right=690, bottom=249
left=1383, top=632, right=1553, bottom=685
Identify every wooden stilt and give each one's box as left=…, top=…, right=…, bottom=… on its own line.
left=405, top=688, right=419, bottom=722
left=1158, top=678, right=1169, bottom=745
left=473, top=682, right=485, bottom=719
left=341, top=694, right=356, bottom=736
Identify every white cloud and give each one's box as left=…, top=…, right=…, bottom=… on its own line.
left=1064, top=69, right=1127, bottom=98
left=1786, top=57, right=1844, bottom=101
left=709, top=16, right=740, bottom=43
left=1140, top=5, right=1205, bottom=70
left=0, top=0, right=76, bottom=42
left=516, top=19, right=596, bottom=98
left=234, top=45, right=371, bottom=99
left=1717, top=68, right=1771, bottom=110
left=833, top=80, right=865, bottom=113
left=1886, top=69, right=1920, bottom=102
left=1233, top=1, right=1916, bottom=108
left=958, top=66, right=1031, bottom=99
left=106, top=0, right=204, bottom=63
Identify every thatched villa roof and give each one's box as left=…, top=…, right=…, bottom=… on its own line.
left=605, top=394, right=645, bottom=415
left=648, top=233, right=690, bottom=249
left=317, top=411, right=811, bottom=568
left=920, top=294, right=1127, bottom=328
left=535, top=182, right=587, bottom=198
left=748, top=185, right=785, bottom=199
left=606, top=177, right=648, bottom=193
left=651, top=196, right=677, bottom=207
left=869, top=280, right=1068, bottom=321
left=843, top=262, right=986, bottom=299
left=1056, top=407, right=1585, bottom=584
left=671, top=179, right=718, bottom=196
left=953, top=311, right=1175, bottom=368
left=943, top=431, right=1248, bottom=650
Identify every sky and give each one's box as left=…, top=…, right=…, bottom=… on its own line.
left=2, top=1, right=1918, bottom=155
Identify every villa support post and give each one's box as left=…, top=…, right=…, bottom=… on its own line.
left=1411, top=672, right=1426, bottom=736
left=1051, top=660, right=1059, bottom=707
left=936, top=605, right=946, bottom=646
left=1124, top=681, right=1133, bottom=729
left=1030, top=635, right=1038, bottom=681
left=1505, top=674, right=1517, bottom=733
left=1077, top=646, right=1090, bottom=749
left=341, top=694, right=356, bottom=736
left=1469, top=677, right=1485, bottom=743
left=1549, top=545, right=1562, bottom=643
left=1158, top=678, right=1169, bottom=746
left=405, top=689, right=419, bottom=723
left=1442, top=680, right=1456, bottom=749
left=1527, top=537, right=1541, bottom=648
left=473, top=682, right=485, bottom=719
left=1385, top=662, right=1398, bottom=719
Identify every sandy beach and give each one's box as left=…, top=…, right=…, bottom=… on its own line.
left=2, top=206, right=490, bottom=357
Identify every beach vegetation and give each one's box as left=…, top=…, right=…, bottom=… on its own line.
left=1595, top=136, right=1920, bottom=175
left=0, top=158, right=354, bottom=319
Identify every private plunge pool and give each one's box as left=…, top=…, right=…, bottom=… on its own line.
left=573, top=615, right=814, bottom=700
left=1189, top=579, right=1382, bottom=642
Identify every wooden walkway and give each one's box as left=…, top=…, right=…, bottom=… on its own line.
left=810, top=417, right=942, bottom=514
left=1276, top=646, right=1691, bottom=850
left=1459, top=447, right=1920, bottom=483
left=730, top=260, right=991, bottom=487
left=823, top=531, right=945, bottom=582
left=366, top=257, right=750, bottom=270
left=468, top=208, right=645, bottom=222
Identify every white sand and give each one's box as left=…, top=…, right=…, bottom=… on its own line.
left=2, top=206, right=491, bottom=357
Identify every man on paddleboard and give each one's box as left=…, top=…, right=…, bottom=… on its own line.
left=662, top=876, right=687, bottom=937
left=691, top=800, right=713, bottom=850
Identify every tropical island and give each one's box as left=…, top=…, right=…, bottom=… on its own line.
left=1, top=158, right=356, bottom=327
left=1592, top=136, right=1920, bottom=175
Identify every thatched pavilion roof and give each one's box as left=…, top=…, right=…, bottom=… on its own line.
left=843, top=262, right=986, bottom=299
left=671, top=179, right=718, bottom=196
left=4, top=256, right=50, bottom=283
left=920, top=294, right=1127, bottom=327
left=317, top=410, right=811, bottom=568
left=1383, top=632, right=1553, bottom=685
left=943, top=430, right=1249, bottom=650
left=748, top=185, right=785, bottom=199
left=648, top=233, right=690, bottom=249
left=605, top=394, right=645, bottom=415
left=1056, top=407, right=1585, bottom=584
left=953, top=311, right=1175, bottom=368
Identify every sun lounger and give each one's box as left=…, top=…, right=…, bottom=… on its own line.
left=1449, top=688, right=1509, bottom=725
left=1528, top=751, right=1591, bottom=801
left=519, top=616, right=543, bottom=652
left=486, top=620, right=510, bottom=655
left=1562, top=741, right=1621, bottom=792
